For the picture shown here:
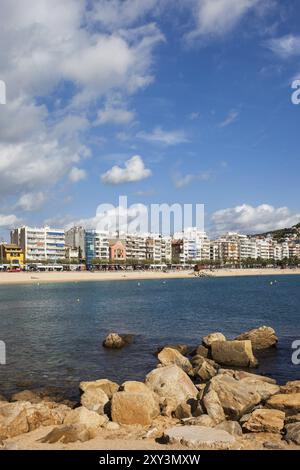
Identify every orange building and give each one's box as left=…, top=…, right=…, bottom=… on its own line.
left=109, top=239, right=126, bottom=262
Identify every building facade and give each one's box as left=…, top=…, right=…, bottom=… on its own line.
left=65, top=226, right=86, bottom=260
left=0, top=244, right=25, bottom=268
left=11, top=226, right=65, bottom=262
left=85, top=230, right=109, bottom=265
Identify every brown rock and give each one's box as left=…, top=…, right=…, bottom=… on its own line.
left=155, top=344, right=188, bottom=356
left=192, top=356, right=218, bottom=382
left=202, top=332, right=226, bottom=348
left=266, top=393, right=300, bottom=413
left=111, top=391, right=159, bottom=426
left=11, top=390, right=42, bottom=403
left=182, top=414, right=216, bottom=427
left=203, top=389, right=226, bottom=424
left=0, top=402, right=29, bottom=439
left=235, top=326, right=278, bottom=350
left=215, top=421, right=243, bottom=436
left=103, top=333, right=126, bottom=349
left=145, top=364, right=198, bottom=406
left=211, top=340, right=258, bottom=368
left=242, top=409, right=285, bottom=433
left=80, top=388, right=109, bottom=414
left=25, top=401, right=70, bottom=431
left=284, top=422, right=300, bottom=445
left=281, top=380, right=300, bottom=394
left=79, top=379, right=119, bottom=399
left=64, top=406, right=107, bottom=430
left=190, top=345, right=209, bottom=358
left=157, top=347, right=193, bottom=374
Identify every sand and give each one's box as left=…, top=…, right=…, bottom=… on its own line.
left=0, top=268, right=299, bottom=286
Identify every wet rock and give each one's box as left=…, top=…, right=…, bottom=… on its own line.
left=202, top=389, right=226, bottom=424
left=164, top=425, right=235, bottom=448
left=157, top=347, right=193, bottom=374
left=202, top=333, right=226, bottom=348
left=235, top=326, right=278, bottom=350
left=103, top=333, right=127, bottom=349
left=266, top=393, right=300, bottom=413
left=215, top=421, right=243, bottom=436
left=284, top=422, right=300, bottom=445
left=64, top=406, right=107, bottom=430
left=281, top=381, right=300, bottom=394
left=145, top=365, right=198, bottom=406
left=11, top=390, right=42, bottom=404
left=79, top=379, right=119, bottom=399
left=211, top=340, right=258, bottom=368
left=80, top=388, right=109, bottom=415
left=111, top=391, right=159, bottom=426
left=39, top=424, right=91, bottom=444
left=0, top=395, right=7, bottom=402
left=242, top=409, right=285, bottom=433
left=190, top=345, right=209, bottom=358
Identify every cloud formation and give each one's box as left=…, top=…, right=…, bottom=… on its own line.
left=138, top=127, right=189, bottom=145
left=266, top=34, right=300, bottom=58
left=211, top=204, right=300, bottom=234
left=101, top=155, right=152, bottom=184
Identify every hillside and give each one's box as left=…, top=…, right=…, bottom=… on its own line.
left=253, top=223, right=300, bottom=240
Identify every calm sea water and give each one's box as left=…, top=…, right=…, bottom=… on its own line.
left=0, top=275, right=299, bottom=400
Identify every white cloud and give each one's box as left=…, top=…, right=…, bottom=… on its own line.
left=266, top=34, right=300, bottom=58
left=211, top=204, right=300, bottom=234
left=218, top=110, right=239, bottom=127
left=101, top=155, right=152, bottom=185
left=138, top=127, right=189, bottom=145
left=174, top=171, right=212, bottom=188
left=16, top=192, right=46, bottom=211
left=0, top=214, right=20, bottom=228
left=96, top=106, right=135, bottom=125
left=188, top=111, right=200, bottom=120
left=0, top=0, right=164, bottom=208
left=186, top=0, right=261, bottom=41
left=69, top=167, right=87, bottom=183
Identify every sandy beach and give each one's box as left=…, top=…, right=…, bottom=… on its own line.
left=0, top=268, right=299, bottom=285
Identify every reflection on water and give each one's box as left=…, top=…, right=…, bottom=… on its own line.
left=0, top=275, right=299, bottom=400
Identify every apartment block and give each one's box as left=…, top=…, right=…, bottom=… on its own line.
left=65, top=226, right=86, bottom=260
left=85, top=230, right=109, bottom=265
left=11, top=226, right=65, bottom=262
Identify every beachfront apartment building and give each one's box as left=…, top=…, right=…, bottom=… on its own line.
left=65, top=226, right=86, bottom=260
left=173, top=229, right=211, bottom=263
left=145, top=234, right=172, bottom=263
left=10, top=226, right=65, bottom=262
left=85, top=230, right=109, bottom=265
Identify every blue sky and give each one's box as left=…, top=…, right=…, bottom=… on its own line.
left=0, top=0, right=300, bottom=239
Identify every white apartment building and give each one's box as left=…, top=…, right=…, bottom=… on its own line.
left=174, top=228, right=210, bottom=263
left=145, top=234, right=172, bottom=263
left=239, top=236, right=258, bottom=259
left=11, top=226, right=65, bottom=262
left=125, top=234, right=147, bottom=262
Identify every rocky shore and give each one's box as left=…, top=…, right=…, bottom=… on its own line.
left=1, top=325, right=300, bottom=450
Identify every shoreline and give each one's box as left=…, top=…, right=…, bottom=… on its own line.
left=0, top=267, right=300, bottom=286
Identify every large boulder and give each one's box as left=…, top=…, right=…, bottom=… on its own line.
left=39, top=424, right=91, bottom=444
left=11, top=390, right=42, bottom=404
left=235, top=326, right=278, bottom=350
left=121, top=381, right=160, bottom=412
left=64, top=406, right=107, bottom=430
left=219, top=369, right=277, bottom=384
left=211, top=340, right=258, bottom=368
left=145, top=365, right=198, bottom=406
left=202, top=389, right=226, bottom=424
left=155, top=344, right=188, bottom=356
left=79, top=379, right=119, bottom=399
left=205, top=374, right=262, bottom=420
left=111, top=391, right=159, bottom=426
left=80, top=388, right=109, bottom=414
left=284, top=423, right=300, bottom=445
left=202, top=332, right=226, bottom=348
left=190, top=345, right=209, bottom=358
left=157, top=347, right=193, bottom=374
left=25, top=401, right=70, bottom=431
left=266, top=393, right=300, bottom=413
left=164, top=425, right=235, bottom=449
left=242, top=409, right=285, bottom=433
left=215, top=421, right=243, bottom=436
